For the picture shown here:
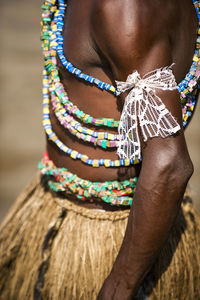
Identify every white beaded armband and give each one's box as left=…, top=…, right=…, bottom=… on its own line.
left=115, top=64, right=181, bottom=160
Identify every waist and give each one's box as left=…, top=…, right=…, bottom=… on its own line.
left=38, top=151, right=139, bottom=210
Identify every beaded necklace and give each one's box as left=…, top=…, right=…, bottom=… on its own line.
left=41, top=0, right=200, bottom=167
left=39, top=152, right=138, bottom=205
left=52, top=81, right=119, bottom=128
left=55, top=0, right=200, bottom=128
left=51, top=91, right=119, bottom=149
left=42, top=1, right=139, bottom=167
left=43, top=69, right=137, bottom=167
left=39, top=0, right=200, bottom=205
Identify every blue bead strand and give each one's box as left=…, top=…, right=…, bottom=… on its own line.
left=56, top=0, right=117, bottom=94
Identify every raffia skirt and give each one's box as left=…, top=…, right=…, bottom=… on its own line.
left=0, top=173, right=200, bottom=300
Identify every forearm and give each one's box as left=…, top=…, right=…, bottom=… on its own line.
left=111, top=172, right=187, bottom=296
left=97, top=148, right=193, bottom=299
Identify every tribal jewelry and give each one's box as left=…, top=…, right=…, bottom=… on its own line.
left=41, top=0, right=200, bottom=168
left=43, top=69, right=138, bottom=167
left=51, top=90, right=119, bottom=149
left=54, top=0, right=200, bottom=127
left=41, top=2, right=139, bottom=166
left=39, top=152, right=138, bottom=206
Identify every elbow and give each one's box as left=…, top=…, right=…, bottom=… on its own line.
left=142, top=148, right=194, bottom=191
left=155, top=151, right=194, bottom=189
left=170, top=156, right=193, bottom=188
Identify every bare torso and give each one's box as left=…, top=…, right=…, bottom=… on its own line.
left=47, top=0, right=197, bottom=208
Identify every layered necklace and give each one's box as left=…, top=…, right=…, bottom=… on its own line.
left=39, top=0, right=200, bottom=205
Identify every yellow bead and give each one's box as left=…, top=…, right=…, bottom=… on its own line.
left=46, top=129, right=52, bottom=135
left=57, top=141, right=62, bottom=148
left=109, top=86, right=116, bottom=93
left=98, top=132, right=104, bottom=140
left=52, top=25, right=57, bottom=31
left=81, top=155, right=89, bottom=163
left=70, top=151, right=78, bottom=159
left=95, top=120, right=102, bottom=125
left=60, top=108, right=66, bottom=114
left=62, top=146, right=68, bottom=152
left=43, top=120, right=51, bottom=125
left=92, top=160, right=99, bottom=167
left=104, top=160, right=110, bottom=167
left=71, top=121, right=76, bottom=127
left=124, top=159, right=130, bottom=166
left=87, top=129, right=93, bottom=136
left=107, top=133, right=114, bottom=140
left=51, top=135, right=57, bottom=142
left=114, top=160, right=120, bottom=167
left=51, top=50, right=57, bottom=56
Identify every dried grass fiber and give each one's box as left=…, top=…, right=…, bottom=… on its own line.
left=0, top=173, right=200, bottom=299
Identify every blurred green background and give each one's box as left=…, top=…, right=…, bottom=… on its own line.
left=0, top=0, right=200, bottom=222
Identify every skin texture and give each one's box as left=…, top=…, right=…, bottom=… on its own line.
left=47, top=0, right=197, bottom=297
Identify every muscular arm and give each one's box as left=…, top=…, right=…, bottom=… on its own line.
left=91, top=1, right=194, bottom=298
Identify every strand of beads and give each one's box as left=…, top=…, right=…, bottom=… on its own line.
left=53, top=0, right=200, bottom=128
left=50, top=90, right=119, bottom=149
left=176, top=0, right=200, bottom=126
left=48, top=15, right=119, bottom=129
left=38, top=152, right=138, bottom=206
left=41, top=2, right=138, bottom=166
left=61, top=94, right=119, bottom=128
left=40, top=0, right=200, bottom=169
left=56, top=0, right=117, bottom=94
left=43, top=69, right=137, bottom=167
left=42, top=0, right=119, bottom=139
left=43, top=0, right=200, bottom=132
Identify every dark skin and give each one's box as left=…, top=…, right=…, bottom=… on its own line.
left=47, top=0, right=197, bottom=298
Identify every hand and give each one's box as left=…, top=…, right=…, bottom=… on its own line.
left=96, top=274, right=136, bottom=300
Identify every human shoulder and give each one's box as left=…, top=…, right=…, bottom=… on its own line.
left=90, top=0, right=176, bottom=78
left=91, top=0, right=177, bottom=35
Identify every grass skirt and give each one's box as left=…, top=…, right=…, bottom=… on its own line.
left=0, top=173, right=200, bottom=300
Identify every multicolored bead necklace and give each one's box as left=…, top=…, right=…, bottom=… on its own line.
left=55, top=0, right=200, bottom=127
left=39, top=152, right=138, bottom=206
left=41, top=0, right=200, bottom=162
left=41, top=1, right=139, bottom=167
left=43, top=70, right=136, bottom=167
left=56, top=0, right=116, bottom=95
left=39, top=0, right=200, bottom=205
left=52, top=82, right=119, bottom=128
left=50, top=89, right=119, bottom=149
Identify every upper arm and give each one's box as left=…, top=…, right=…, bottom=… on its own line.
left=91, top=0, right=174, bottom=80
left=90, top=1, right=191, bottom=167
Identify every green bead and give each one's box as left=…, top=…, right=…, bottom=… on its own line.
left=84, top=116, right=91, bottom=123
left=62, top=99, right=68, bottom=104
left=59, top=92, right=65, bottom=98
left=101, top=140, right=107, bottom=149
left=76, top=111, right=82, bottom=117
left=87, top=116, right=93, bottom=123
left=107, top=120, right=112, bottom=127
left=41, top=4, right=50, bottom=10
left=43, top=18, right=51, bottom=22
